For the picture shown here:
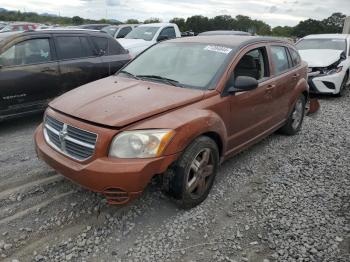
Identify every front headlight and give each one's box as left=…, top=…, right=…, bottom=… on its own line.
left=109, top=129, right=175, bottom=158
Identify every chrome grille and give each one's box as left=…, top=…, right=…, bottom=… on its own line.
left=44, top=115, right=97, bottom=161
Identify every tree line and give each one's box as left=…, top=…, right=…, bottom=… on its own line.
left=0, top=8, right=347, bottom=38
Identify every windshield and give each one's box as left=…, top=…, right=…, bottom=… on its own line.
left=296, top=39, right=346, bottom=51
left=120, top=42, right=233, bottom=89
left=124, top=26, right=159, bottom=41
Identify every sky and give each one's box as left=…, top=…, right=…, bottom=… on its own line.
left=0, top=0, right=349, bottom=27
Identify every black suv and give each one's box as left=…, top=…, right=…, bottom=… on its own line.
left=0, top=29, right=130, bottom=120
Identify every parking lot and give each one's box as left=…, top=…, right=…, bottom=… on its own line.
left=0, top=88, right=348, bottom=261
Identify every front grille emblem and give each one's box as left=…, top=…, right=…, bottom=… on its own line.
left=58, top=124, right=68, bottom=151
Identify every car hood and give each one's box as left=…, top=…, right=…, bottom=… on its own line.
left=49, top=76, right=205, bottom=128
left=117, top=38, right=154, bottom=49
left=298, top=49, right=343, bottom=67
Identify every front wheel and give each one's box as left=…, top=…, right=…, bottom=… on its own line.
left=163, top=136, right=219, bottom=209
left=279, top=95, right=306, bottom=135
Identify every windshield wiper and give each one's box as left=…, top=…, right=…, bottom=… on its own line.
left=119, top=70, right=139, bottom=80
left=136, top=75, right=183, bottom=87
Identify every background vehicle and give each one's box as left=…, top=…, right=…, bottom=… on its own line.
left=0, top=22, right=38, bottom=32
left=0, top=29, right=130, bottom=120
left=102, top=24, right=138, bottom=39
left=35, top=36, right=309, bottom=209
left=118, top=23, right=181, bottom=57
left=296, top=34, right=350, bottom=96
left=198, top=30, right=251, bottom=36
left=78, top=24, right=110, bottom=30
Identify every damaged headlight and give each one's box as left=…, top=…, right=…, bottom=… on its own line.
left=109, top=129, right=175, bottom=158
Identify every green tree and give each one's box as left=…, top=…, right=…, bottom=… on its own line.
left=322, top=12, right=346, bottom=33
left=185, top=15, right=210, bottom=33
left=144, top=18, right=161, bottom=24
left=72, top=16, right=84, bottom=25
left=169, top=17, right=186, bottom=31
left=209, top=15, right=235, bottom=30
left=125, top=19, right=139, bottom=24
left=293, top=19, right=327, bottom=38
left=272, top=26, right=294, bottom=37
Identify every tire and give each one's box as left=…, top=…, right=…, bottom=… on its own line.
left=336, top=72, right=348, bottom=97
left=163, top=136, right=219, bottom=209
left=279, top=95, right=306, bottom=136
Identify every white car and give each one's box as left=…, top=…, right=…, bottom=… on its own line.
left=117, top=23, right=181, bottom=57
left=296, top=34, right=350, bottom=96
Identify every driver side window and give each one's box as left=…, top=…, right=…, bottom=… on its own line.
left=234, top=47, right=269, bottom=81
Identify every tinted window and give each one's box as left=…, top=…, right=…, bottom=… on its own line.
left=234, top=48, right=269, bottom=80
left=0, top=38, right=51, bottom=66
left=289, top=48, right=301, bottom=66
left=56, top=36, right=85, bottom=60
left=270, top=46, right=290, bottom=75
left=92, top=37, right=108, bottom=55
left=117, top=27, right=132, bottom=38
left=80, top=36, right=94, bottom=57
left=159, top=27, right=176, bottom=39
left=108, top=39, right=124, bottom=55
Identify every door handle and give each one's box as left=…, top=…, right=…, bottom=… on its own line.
left=266, top=84, right=276, bottom=90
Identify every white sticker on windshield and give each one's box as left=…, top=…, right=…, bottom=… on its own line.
left=144, top=32, right=152, bottom=35
left=204, top=45, right=232, bottom=54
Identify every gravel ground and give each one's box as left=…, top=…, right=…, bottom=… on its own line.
left=0, top=88, right=349, bottom=262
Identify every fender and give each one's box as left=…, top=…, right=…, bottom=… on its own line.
left=130, top=107, right=228, bottom=158
left=163, top=109, right=228, bottom=157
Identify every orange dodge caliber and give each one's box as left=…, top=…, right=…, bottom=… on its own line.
left=35, top=36, right=309, bottom=209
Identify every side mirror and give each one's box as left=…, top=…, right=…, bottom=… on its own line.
left=227, top=76, right=259, bottom=94
left=157, top=35, right=169, bottom=42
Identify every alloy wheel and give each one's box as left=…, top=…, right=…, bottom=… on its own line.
left=292, top=98, right=304, bottom=130
left=186, top=148, right=214, bottom=199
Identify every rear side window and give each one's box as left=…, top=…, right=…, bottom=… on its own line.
left=289, top=48, right=301, bottom=66
left=80, top=36, right=94, bottom=57
left=108, top=39, right=124, bottom=55
left=270, top=46, right=290, bottom=75
left=159, top=27, right=176, bottom=39
left=56, top=36, right=84, bottom=60
left=91, top=37, right=108, bottom=55
left=91, top=36, right=124, bottom=55
left=0, top=38, right=51, bottom=66
left=117, top=27, right=132, bottom=38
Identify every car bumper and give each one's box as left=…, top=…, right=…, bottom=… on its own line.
left=34, top=124, right=180, bottom=205
left=308, top=71, right=345, bottom=94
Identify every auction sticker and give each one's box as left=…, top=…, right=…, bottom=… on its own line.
left=204, top=45, right=232, bottom=54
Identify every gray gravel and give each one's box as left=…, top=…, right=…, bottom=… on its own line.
left=0, top=88, right=349, bottom=262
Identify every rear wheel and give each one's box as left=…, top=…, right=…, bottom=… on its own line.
left=279, top=95, right=306, bottom=135
left=163, top=136, right=219, bottom=209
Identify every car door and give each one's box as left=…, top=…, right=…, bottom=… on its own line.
left=268, top=45, right=296, bottom=122
left=224, top=46, right=278, bottom=154
left=90, top=36, right=130, bottom=76
left=54, top=34, right=104, bottom=93
left=0, top=35, right=60, bottom=115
